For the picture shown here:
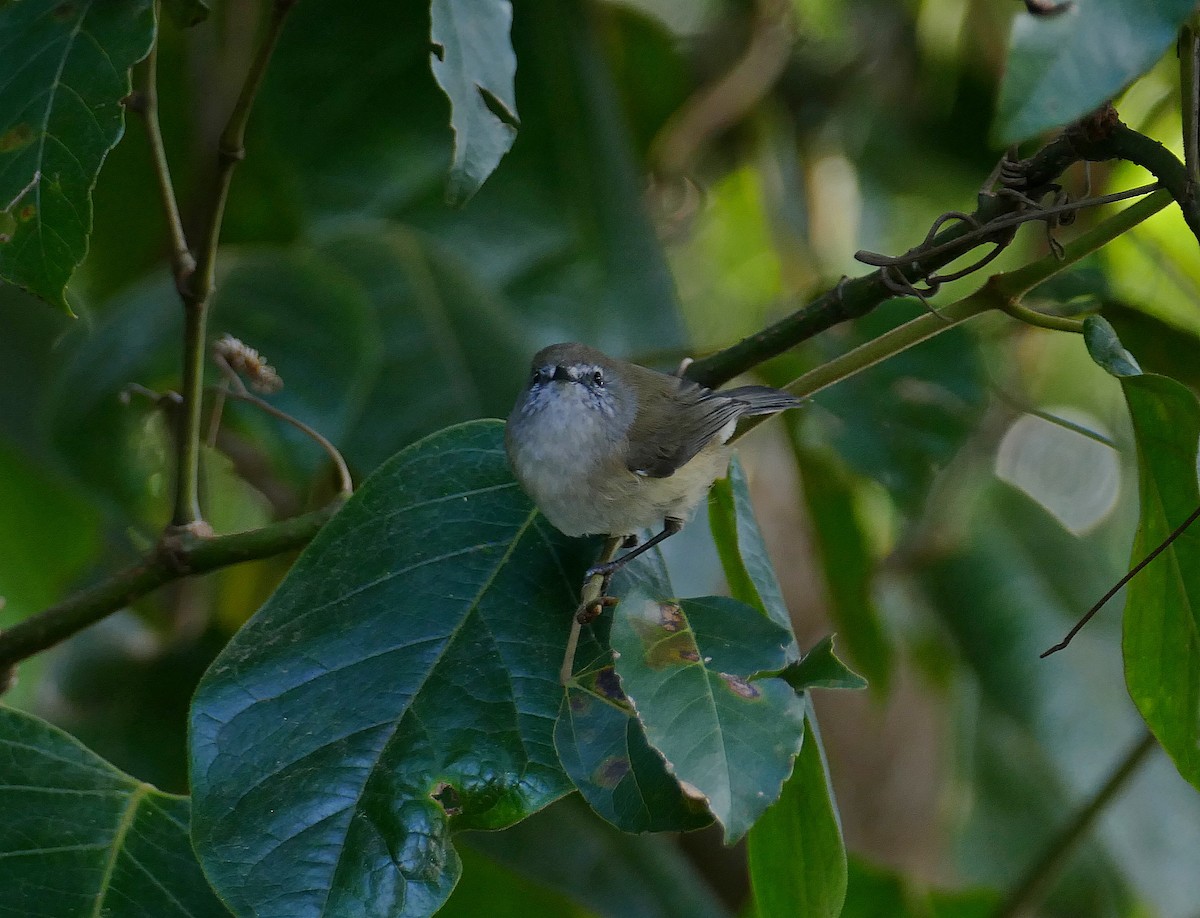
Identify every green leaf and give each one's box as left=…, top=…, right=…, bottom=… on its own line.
left=707, top=454, right=794, bottom=636
left=842, top=857, right=998, bottom=918
left=994, top=0, right=1197, bottom=144
left=1083, top=315, right=1142, bottom=378
left=769, top=635, right=868, bottom=692
left=609, top=588, right=805, bottom=842
left=161, top=0, right=209, bottom=28
left=0, top=705, right=229, bottom=917
left=0, top=0, right=155, bottom=310
left=555, top=669, right=712, bottom=833
left=1121, top=373, right=1200, bottom=790
left=794, top=446, right=893, bottom=695
left=190, top=420, right=592, bottom=917
left=463, top=798, right=732, bottom=918
left=748, top=712, right=847, bottom=918
left=442, top=846, right=593, bottom=918
left=430, top=0, right=519, bottom=206
left=316, top=229, right=529, bottom=474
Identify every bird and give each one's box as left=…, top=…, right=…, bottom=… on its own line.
left=505, top=342, right=803, bottom=586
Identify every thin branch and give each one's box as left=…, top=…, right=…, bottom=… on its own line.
left=218, top=387, right=353, bottom=496
left=172, top=0, right=297, bottom=528
left=991, top=730, right=1157, bottom=918
left=685, top=107, right=1194, bottom=389
left=1182, top=19, right=1200, bottom=190
left=134, top=10, right=195, bottom=288
left=1042, top=502, right=1200, bottom=657
left=0, top=502, right=341, bottom=677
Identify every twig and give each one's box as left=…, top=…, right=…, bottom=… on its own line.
left=1182, top=19, right=1200, bottom=190
left=172, top=0, right=297, bottom=529
left=685, top=106, right=1194, bottom=390
left=215, top=386, right=353, bottom=497
left=1042, top=502, right=1200, bottom=657
left=990, top=730, right=1157, bottom=918
left=0, top=502, right=341, bottom=676
left=561, top=535, right=622, bottom=685
left=649, top=0, right=794, bottom=176
left=134, top=12, right=194, bottom=288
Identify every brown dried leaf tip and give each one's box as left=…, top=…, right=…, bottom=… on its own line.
left=213, top=334, right=283, bottom=393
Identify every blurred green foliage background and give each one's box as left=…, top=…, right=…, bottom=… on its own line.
left=2, top=0, right=1200, bottom=915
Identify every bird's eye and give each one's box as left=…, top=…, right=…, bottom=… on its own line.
left=592, top=369, right=604, bottom=387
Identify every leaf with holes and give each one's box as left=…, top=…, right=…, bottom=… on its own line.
left=0, top=706, right=229, bottom=917
left=555, top=668, right=713, bottom=834
left=1121, top=374, right=1200, bottom=791
left=430, top=0, right=519, bottom=206
left=610, top=589, right=805, bottom=842
left=189, top=420, right=595, bottom=917
left=0, top=0, right=155, bottom=310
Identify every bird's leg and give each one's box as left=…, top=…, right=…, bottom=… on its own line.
left=585, top=517, right=684, bottom=581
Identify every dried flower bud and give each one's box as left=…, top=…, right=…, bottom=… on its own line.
left=213, top=334, right=283, bottom=393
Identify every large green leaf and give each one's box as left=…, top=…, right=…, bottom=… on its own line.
left=0, top=705, right=229, bottom=917
left=748, top=711, right=847, bottom=918
left=189, top=420, right=592, bottom=917
left=1121, top=373, right=1200, bottom=790
left=0, top=0, right=154, bottom=310
left=994, top=0, right=1197, bottom=144
left=430, top=0, right=519, bottom=206
left=609, top=589, right=805, bottom=842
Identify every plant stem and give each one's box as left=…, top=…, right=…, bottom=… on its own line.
left=172, top=0, right=297, bottom=528
left=990, top=730, right=1157, bottom=918
left=1181, top=19, right=1200, bottom=191
left=138, top=12, right=194, bottom=285
left=686, top=111, right=1192, bottom=389
left=0, top=502, right=340, bottom=677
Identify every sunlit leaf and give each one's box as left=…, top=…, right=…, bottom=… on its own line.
left=0, top=706, right=229, bottom=917
left=609, top=589, right=804, bottom=842
left=0, top=0, right=155, bottom=310
left=190, top=420, right=591, bottom=917
left=994, top=0, right=1196, bottom=144
left=430, top=0, right=519, bottom=205
left=1121, top=373, right=1200, bottom=790
left=748, top=711, right=847, bottom=918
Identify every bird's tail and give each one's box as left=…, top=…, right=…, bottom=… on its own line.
left=724, top=386, right=805, bottom=416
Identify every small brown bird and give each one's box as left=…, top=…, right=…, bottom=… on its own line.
left=505, top=343, right=802, bottom=579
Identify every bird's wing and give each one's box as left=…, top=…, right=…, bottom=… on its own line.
left=624, top=376, right=744, bottom=478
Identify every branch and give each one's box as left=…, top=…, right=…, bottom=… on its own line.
left=133, top=13, right=194, bottom=288
left=172, top=0, right=297, bottom=528
left=990, top=730, right=1157, bottom=918
left=1182, top=19, right=1200, bottom=190
left=685, top=107, right=1194, bottom=389
left=0, top=502, right=341, bottom=678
